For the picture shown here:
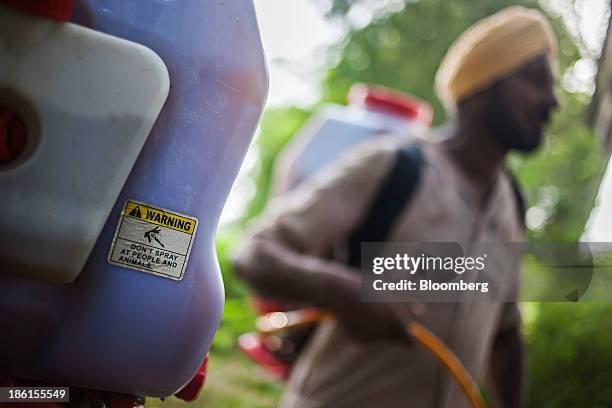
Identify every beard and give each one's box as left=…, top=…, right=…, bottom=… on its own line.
left=484, top=89, right=543, bottom=153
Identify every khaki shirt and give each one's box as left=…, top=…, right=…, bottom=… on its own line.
left=247, top=136, right=524, bottom=408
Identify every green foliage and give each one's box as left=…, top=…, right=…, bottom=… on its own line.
left=509, top=91, right=606, bottom=241
left=525, top=303, right=612, bottom=408
left=238, top=107, right=311, bottom=225
left=217, top=228, right=250, bottom=300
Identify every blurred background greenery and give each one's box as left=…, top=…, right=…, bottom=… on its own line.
left=151, top=0, right=612, bottom=406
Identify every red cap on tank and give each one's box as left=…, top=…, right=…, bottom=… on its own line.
left=1, top=0, right=74, bottom=21
left=175, top=356, right=209, bottom=402
left=348, top=83, right=433, bottom=125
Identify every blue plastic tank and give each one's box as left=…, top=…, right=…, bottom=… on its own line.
left=0, top=0, right=267, bottom=397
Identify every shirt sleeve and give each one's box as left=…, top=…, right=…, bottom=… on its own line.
left=245, top=138, right=400, bottom=258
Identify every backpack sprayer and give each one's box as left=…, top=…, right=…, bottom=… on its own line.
left=0, top=0, right=267, bottom=405
left=239, top=84, right=488, bottom=408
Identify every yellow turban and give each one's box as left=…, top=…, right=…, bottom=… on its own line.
left=435, top=6, right=557, bottom=110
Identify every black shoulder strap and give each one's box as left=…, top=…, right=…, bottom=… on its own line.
left=505, top=169, right=526, bottom=229
left=347, top=144, right=424, bottom=268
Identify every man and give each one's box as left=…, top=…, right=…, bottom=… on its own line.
left=234, top=6, right=558, bottom=408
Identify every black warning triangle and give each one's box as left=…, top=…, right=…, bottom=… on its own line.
left=129, top=206, right=142, bottom=219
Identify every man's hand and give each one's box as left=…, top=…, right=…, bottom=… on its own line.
left=234, top=237, right=413, bottom=343
left=332, top=300, right=411, bottom=343
left=322, top=266, right=416, bottom=343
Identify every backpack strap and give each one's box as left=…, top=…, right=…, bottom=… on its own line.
left=344, top=147, right=525, bottom=268
left=347, top=144, right=425, bottom=268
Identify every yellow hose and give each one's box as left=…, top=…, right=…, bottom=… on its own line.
left=407, top=321, right=487, bottom=408
left=256, top=309, right=488, bottom=408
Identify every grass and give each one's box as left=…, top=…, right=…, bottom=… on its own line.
left=146, top=350, right=282, bottom=408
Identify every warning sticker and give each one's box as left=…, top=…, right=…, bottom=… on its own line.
left=107, top=200, right=198, bottom=281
